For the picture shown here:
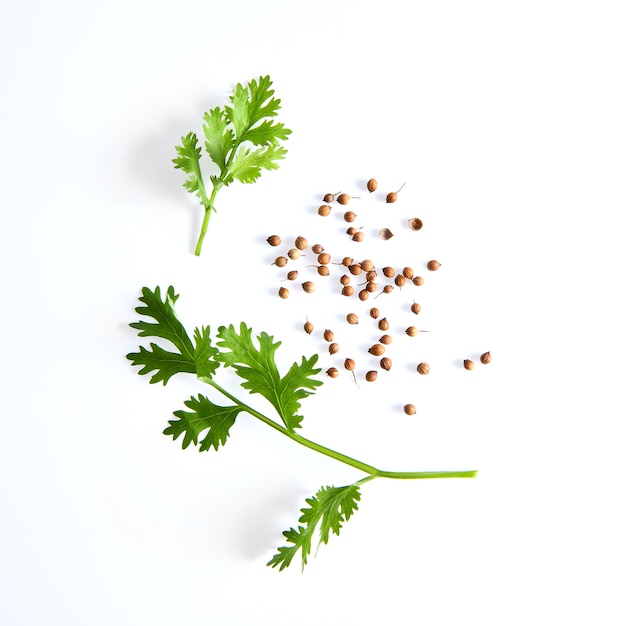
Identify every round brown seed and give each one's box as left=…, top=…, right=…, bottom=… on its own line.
left=413, top=276, right=424, bottom=286
left=311, top=243, right=324, bottom=254
left=352, top=231, right=365, bottom=242
left=404, top=404, right=417, bottom=415
left=326, top=367, right=339, bottom=378
left=464, top=359, right=474, bottom=370
left=344, top=210, right=357, bottom=223
left=368, top=344, right=385, bottom=356
left=273, top=256, right=288, bottom=267
left=427, top=260, right=441, bottom=271
left=369, top=307, right=380, bottom=319
left=304, top=319, right=314, bottom=334
left=278, top=287, right=289, bottom=299
left=317, top=252, right=331, bottom=265
left=480, top=351, right=492, bottom=364
left=346, top=313, right=359, bottom=325
left=288, top=248, right=302, bottom=260
left=367, top=178, right=378, bottom=192
left=358, top=289, right=369, bottom=301
left=365, top=370, right=378, bottom=382
left=349, top=263, right=362, bottom=275
left=379, top=334, right=392, bottom=345
left=340, top=274, right=351, bottom=286
left=411, top=302, right=421, bottom=315
left=342, top=285, right=354, bottom=296
left=266, top=235, right=281, bottom=246
left=302, top=281, right=315, bottom=293
left=324, top=329, right=334, bottom=342
left=295, top=236, right=308, bottom=250
left=380, top=357, right=392, bottom=371
left=383, top=266, right=395, bottom=278
left=318, top=204, right=331, bottom=216
left=378, top=318, right=389, bottom=330
left=329, top=343, right=340, bottom=355
left=408, top=217, right=423, bottom=231
left=417, top=362, right=430, bottom=375
left=403, top=267, right=414, bottom=280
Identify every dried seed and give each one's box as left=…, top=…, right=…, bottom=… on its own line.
left=358, top=289, right=369, bottom=301
left=375, top=285, right=394, bottom=298
left=366, top=281, right=378, bottom=293
left=480, top=351, right=492, bottom=364
left=404, top=404, right=416, bottom=415
left=367, top=178, right=378, bottom=192
left=369, top=307, right=380, bottom=319
left=464, top=359, right=474, bottom=370
left=303, top=318, right=314, bottom=334
left=417, top=362, right=430, bottom=375
left=380, top=357, right=392, bottom=371
left=378, top=317, right=389, bottom=330
left=266, top=235, right=281, bottom=246
left=344, top=357, right=358, bottom=386
left=405, top=326, right=419, bottom=337
left=360, top=259, right=374, bottom=272
left=352, top=231, right=365, bottom=242
left=346, top=226, right=357, bottom=236
left=403, top=267, right=414, bottom=280
left=386, top=183, right=406, bottom=203
left=285, top=270, right=298, bottom=281
left=382, top=266, right=395, bottom=278
left=288, top=248, right=302, bottom=260
left=342, top=285, right=354, bottom=296
left=349, top=263, right=362, bottom=275
left=323, top=329, right=335, bottom=342
left=326, top=367, right=339, bottom=378
left=340, top=274, right=351, bottom=286
left=273, top=256, right=288, bottom=267
left=340, top=256, right=354, bottom=267
left=366, top=270, right=377, bottom=281
left=323, top=191, right=340, bottom=203
left=302, top=281, right=315, bottom=293
left=295, top=236, right=308, bottom=250
left=427, top=260, right=441, bottom=271
left=318, top=204, right=331, bottom=217
left=346, top=313, right=359, bottom=325
left=368, top=344, right=385, bottom=356
left=311, top=243, right=324, bottom=254
left=329, top=343, right=340, bottom=355
left=378, top=228, right=394, bottom=240
left=379, top=334, right=392, bottom=345
left=365, top=370, right=378, bottom=382
left=344, top=210, right=357, bottom=223
left=394, top=274, right=406, bottom=288
left=337, top=193, right=359, bottom=205
left=408, top=217, right=423, bottom=231
left=316, top=265, right=330, bottom=276
left=411, top=302, right=421, bottom=315
left=413, top=276, right=424, bottom=286
left=278, top=287, right=289, bottom=299
left=317, top=252, right=331, bottom=265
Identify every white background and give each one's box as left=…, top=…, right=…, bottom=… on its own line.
left=2, top=1, right=619, bottom=624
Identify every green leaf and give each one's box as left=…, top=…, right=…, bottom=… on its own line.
left=216, top=323, right=322, bottom=431
left=267, top=484, right=362, bottom=571
left=126, top=343, right=195, bottom=386
left=227, top=144, right=288, bottom=184
left=129, top=286, right=194, bottom=360
left=242, top=120, right=292, bottom=147
left=172, top=133, right=208, bottom=206
left=194, top=326, right=220, bottom=380
left=164, top=394, right=243, bottom=451
left=246, top=75, right=281, bottom=125
left=202, top=106, right=234, bottom=174
left=225, top=81, right=251, bottom=139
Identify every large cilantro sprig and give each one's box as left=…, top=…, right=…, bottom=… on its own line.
left=173, top=75, right=292, bottom=256
left=127, top=286, right=477, bottom=570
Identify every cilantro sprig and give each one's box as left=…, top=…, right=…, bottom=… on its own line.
left=127, top=286, right=477, bottom=570
left=173, top=76, right=292, bottom=256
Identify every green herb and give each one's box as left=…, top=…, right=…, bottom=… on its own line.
left=127, top=286, right=477, bottom=570
left=173, top=76, right=292, bottom=256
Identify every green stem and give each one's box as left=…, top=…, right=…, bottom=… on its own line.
left=194, top=186, right=220, bottom=256
left=203, top=378, right=477, bottom=480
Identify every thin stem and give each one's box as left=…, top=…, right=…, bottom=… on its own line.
left=202, top=378, right=477, bottom=481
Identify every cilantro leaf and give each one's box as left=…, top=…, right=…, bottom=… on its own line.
left=216, top=323, right=322, bottom=431
left=267, top=484, right=362, bottom=571
left=164, top=394, right=243, bottom=451
left=173, top=75, right=292, bottom=255
left=127, top=286, right=219, bottom=385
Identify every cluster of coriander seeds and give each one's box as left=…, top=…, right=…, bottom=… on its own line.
left=266, top=177, right=491, bottom=414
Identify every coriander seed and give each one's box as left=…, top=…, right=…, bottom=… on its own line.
left=464, top=359, right=474, bottom=370
left=329, top=343, right=340, bottom=355
left=324, top=329, right=334, bottom=342
left=285, top=270, right=298, bottom=281
left=394, top=274, right=406, bottom=288
left=311, top=243, right=324, bottom=254
left=369, top=307, right=380, bottom=319
left=344, top=211, right=357, bottom=222
left=366, top=270, right=377, bottom=281
left=346, top=313, right=359, bottom=325
left=339, top=256, right=354, bottom=267
left=304, top=318, right=314, bottom=334
left=411, top=302, right=421, bottom=315
left=427, top=260, right=441, bottom=271
left=337, top=193, right=359, bottom=205
left=379, top=334, right=392, bottom=345
left=480, top=351, right=492, bottom=364
left=318, top=204, right=331, bottom=216
left=368, top=344, right=385, bottom=356
left=315, top=265, right=330, bottom=276
left=266, top=235, right=281, bottom=246
left=405, top=326, right=427, bottom=337
left=295, top=236, right=308, bottom=250
left=346, top=226, right=357, bottom=236
left=367, top=178, right=378, bottom=192
left=323, top=191, right=340, bottom=203
left=278, top=287, right=289, bottom=299
left=378, top=228, right=394, bottom=240
left=417, top=362, right=430, bottom=375
left=408, top=218, right=423, bottom=231
left=349, top=263, right=362, bottom=275
left=340, top=275, right=351, bottom=286
left=288, top=248, right=302, bottom=260
left=360, top=259, right=374, bottom=272
left=383, top=266, right=395, bottom=278
left=317, top=252, right=331, bottom=265
left=352, top=231, right=364, bottom=242
left=302, top=281, right=315, bottom=293
left=413, top=276, right=424, bottom=286
left=365, top=370, right=378, bottom=382
left=358, top=289, right=369, bottom=301
left=404, top=404, right=416, bottom=415
left=344, top=358, right=358, bottom=386
left=273, top=256, right=288, bottom=267
left=366, top=281, right=378, bottom=293
left=403, top=267, right=414, bottom=280
left=378, top=317, right=389, bottom=330
left=386, top=183, right=406, bottom=203
left=326, top=367, right=339, bottom=378
left=380, top=357, right=392, bottom=371
left=342, top=285, right=354, bottom=296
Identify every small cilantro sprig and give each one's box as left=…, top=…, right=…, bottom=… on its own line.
left=173, top=76, right=292, bottom=256
left=127, top=286, right=477, bottom=570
